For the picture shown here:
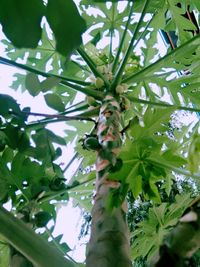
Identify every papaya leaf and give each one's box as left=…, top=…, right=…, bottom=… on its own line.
left=0, top=0, right=44, bottom=48
left=188, top=133, right=200, bottom=173
left=44, top=93, right=65, bottom=112
left=46, top=129, right=66, bottom=146
left=25, top=73, right=41, bottom=97
left=0, top=94, right=21, bottom=117
left=166, top=1, right=197, bottom=43
left=4, top=125, right=20, bottom=149
left=69, top=171, right=96, bottom=212
left=131, top=194, right=192, bottom=261
left=41, top=77, right=61, bottom=92
left=2, top=147, right=14, bottom=163
left=129, top=107, right=174, bottom=140
left=46, top=0, right=86, bottom=57
left=0, top=238, right=10, bottom=267
left=130, top=174, right=142, bottom=199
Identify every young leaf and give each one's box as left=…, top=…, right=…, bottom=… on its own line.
left=25, top=73, right=41, bottom=96
left=44, top=93, right=65, bottom=112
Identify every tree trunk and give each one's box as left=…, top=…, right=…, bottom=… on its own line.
left=86, top=95, right=132, bottom=267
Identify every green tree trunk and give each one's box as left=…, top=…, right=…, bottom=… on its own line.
left=86, top=95, right=132, bottom=267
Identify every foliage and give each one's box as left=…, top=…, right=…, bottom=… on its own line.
left=0, top=0, right=199, bottom=266
left=131, top=194, right=192, bottom=261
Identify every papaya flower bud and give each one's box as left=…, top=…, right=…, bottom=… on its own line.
left=95, top=77, right=105, bottom=89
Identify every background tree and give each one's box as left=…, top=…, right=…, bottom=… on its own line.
left=0, top=0, right=200, bottom=266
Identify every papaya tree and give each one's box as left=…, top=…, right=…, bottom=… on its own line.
left=0, top=0, right=200, bottom=266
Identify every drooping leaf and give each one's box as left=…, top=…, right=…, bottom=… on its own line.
left=4, top=125, right=19, bottom=149
left=0, top=157, right=14, bottom=185
left=0, top=94, right=21, bottom=117
left=18, top=132, right=30, bottom=152
left=46, top=129, right=66, bottom=146
left=46, top=0, right=86, bottom=57
left=41, top=77, right=61, bottom=92
left=11, top=152, right=26, bottom=178
left=25, top=73, right=41, bottom=96
left=0, top=0, right=44, bottom=48
left=34, top=211, right=52, bottom=228
left=44, top=93, right=65, bottom=112
left=2, top=147, right=14, bottom=163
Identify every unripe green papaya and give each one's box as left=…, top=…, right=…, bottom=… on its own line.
left=83, top=136, right=101, bottom=151
left=49, top=177, right=66, bottom=191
